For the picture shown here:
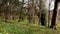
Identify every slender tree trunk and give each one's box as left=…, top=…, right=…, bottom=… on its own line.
left=38, top=0, right=42, bottom=25
left=0, top=11, right=1, bottom=16
left=27, top=0, right=32, bottom=23
left=48, top=0, right=51, bottom=28
left=5, top=13, right=7, bottom=22
left=50, top=0, right=58, bottom=29
left=31, top=0, right=35, bottom=24
left=27, top=0, right=30, bottom=23
left=12, top=15, right=15, bottom=20
left=18, top=15, right=21, bottom=22
left=48, top=10, right=50, bottom=27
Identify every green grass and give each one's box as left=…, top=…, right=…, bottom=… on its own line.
left=0, top=19, right=60, bottom=34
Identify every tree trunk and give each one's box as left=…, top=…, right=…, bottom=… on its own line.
left=48, top=0, right=51, bottom=28
left=18, top=15, right=21, bottom=22
left=50, top=0, right=58, bottom=29
left=38, top=0, right=42, bottom=25
left=0, top=11, right=1, bottom=16
left=12, top=16, right=14, bottom=20
left=5, top=13, right=8, bottom=22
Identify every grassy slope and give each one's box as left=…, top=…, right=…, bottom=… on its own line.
left=0, top=19, right=60, bottom=34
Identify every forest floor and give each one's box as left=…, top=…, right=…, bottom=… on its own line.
left=0, top=19, right=60, bottom=34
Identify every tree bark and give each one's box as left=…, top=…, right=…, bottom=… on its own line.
left=50, top=0, right=58, bottom=29
left=48, top=0, right=51, bottom=28
left=38, top=0, right=42, bottom=25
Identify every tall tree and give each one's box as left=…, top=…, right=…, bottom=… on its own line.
left=31, top=0, right=35, bottom=23
left=50, top=0, right=59, bottom=29
left=48, top=0, right=52, bottom=28
left=38, top=0, right=42, bottom=25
